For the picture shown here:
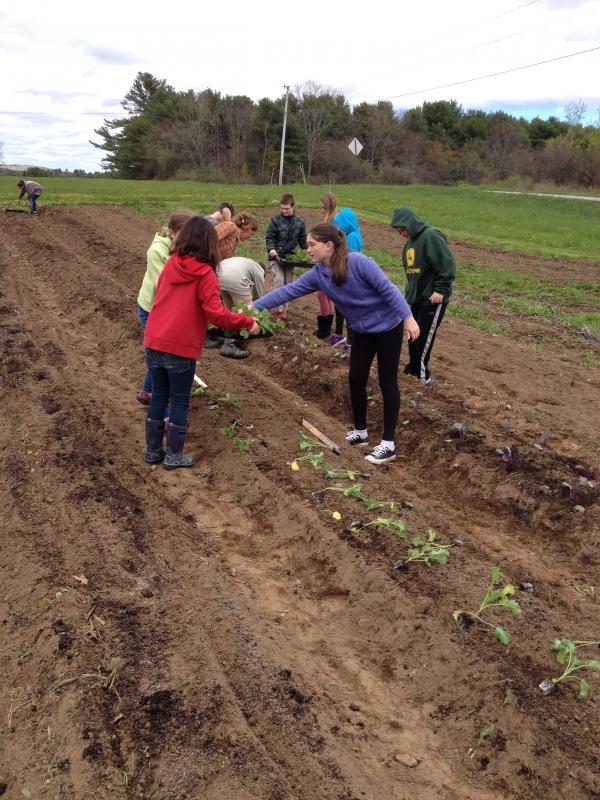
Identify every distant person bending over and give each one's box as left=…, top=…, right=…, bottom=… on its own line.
left=143, top=217, right=260, bottom=469
left=204, top=202, right=235, bottom=227
left=253, top=223, right=419, bottom=466
left=17, top=180, right=43, bottom=215
left=265, top=193, right=307, bottom=319
left=391, top=206, right=456, bottom=384
left=136, top=210, right=192, bottom=405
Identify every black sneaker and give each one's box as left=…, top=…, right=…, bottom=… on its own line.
left=346, top=431, right=369, bottom=447
left=365, top=444, right=396, bottom=465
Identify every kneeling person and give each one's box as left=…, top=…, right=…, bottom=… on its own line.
left=207, top=257, right=266, bottom=359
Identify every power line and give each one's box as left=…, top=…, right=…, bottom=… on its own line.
left=369, top=0, right=540, bottom=67
left=368, top=2, right=600, bottom=86
left=383, top=44, right=600, bottom=100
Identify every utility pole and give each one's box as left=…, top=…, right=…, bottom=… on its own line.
left=278, top=84, right=290, bottom=186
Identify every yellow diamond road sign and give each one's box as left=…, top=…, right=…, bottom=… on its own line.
left=348, top=138, right=363, bottom=156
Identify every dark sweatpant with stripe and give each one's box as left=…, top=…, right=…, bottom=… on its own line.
left=404, top=301, right=447, bottom=381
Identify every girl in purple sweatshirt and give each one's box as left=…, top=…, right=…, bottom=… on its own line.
left=254, top=223, right=420, bottom=465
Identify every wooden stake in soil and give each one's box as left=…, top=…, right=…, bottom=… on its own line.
left=302, top=419, right=341, bottom=455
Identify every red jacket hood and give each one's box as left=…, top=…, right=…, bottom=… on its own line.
left=168, top=252, right=216, bottom=285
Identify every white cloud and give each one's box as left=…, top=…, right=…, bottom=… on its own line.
left=1, top=0, right=599, bottom=170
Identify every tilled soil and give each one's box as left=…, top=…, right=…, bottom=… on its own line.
left=1, top=206, right=599, bottom=800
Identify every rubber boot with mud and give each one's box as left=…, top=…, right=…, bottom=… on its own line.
left=204, top=329, right=225, bottom=349
left=313, top=314, right=333, bottom=339
left=163, top=423, right=194, bottom=470
left=144, top=418, right=165, bottom=464
left=220, top=338, right=249, bottom=359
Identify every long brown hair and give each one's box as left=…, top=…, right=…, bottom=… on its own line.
left=173, top=216, right=221, bottom=271
left=320, top=192, right=337, bottom=222
left=233, top=211, right=258, bottom=233
left=309, top=223, right=349, bottom=285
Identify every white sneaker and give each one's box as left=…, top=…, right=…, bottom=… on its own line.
left=365, top=444, right=396, bottom=465
left=346, top=430, right=369, bottom=447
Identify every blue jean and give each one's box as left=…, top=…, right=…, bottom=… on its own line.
left=137, top=305, right=153, bottom=393
left=145, top=348, right=196, bottom=428
left=30, top=193, right=40, bottom=212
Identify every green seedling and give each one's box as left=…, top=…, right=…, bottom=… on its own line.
left=352, top=517, right=407, bottom=539
left=219, top=422, right=254, bottom=452
left=324, top=467, right=358, bottom=480
left=191, top=385, right=212, bottom=398
left=298, top=432, right=323, bottom=451
left=228, top=305, right=285, bottom=338
left=323, top=483, right=398, bottom=513
left=453, top=566, right=521, bottom=645
left=218, top=392, right=243, bottom=409
left=542, top=639, right=600, bottom=699
left=407, top=529, right=452, bottom=565
left=292, top=451, right=325, bottom=469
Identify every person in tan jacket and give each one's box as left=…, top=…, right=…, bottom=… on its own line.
left=215, top=211, right=258, bottom=260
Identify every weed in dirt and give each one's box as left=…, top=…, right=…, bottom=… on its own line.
left=453, top=566, right=521, bottom=646
left=540, top=639, right=600, bottom=699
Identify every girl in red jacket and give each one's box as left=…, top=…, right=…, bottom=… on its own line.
left=143, top=217, right=260, bottom=469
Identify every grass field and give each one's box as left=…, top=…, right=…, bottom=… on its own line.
left=2, top=177, right=599, bottom=260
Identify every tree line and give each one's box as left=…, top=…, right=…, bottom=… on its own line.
left=92, top=72, right=600, bottom=188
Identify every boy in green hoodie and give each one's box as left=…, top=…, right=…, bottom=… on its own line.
left=390, top=206, right=456, bottom=383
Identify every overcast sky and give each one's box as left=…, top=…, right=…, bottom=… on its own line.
left=1, top=0, right=599, bottom=171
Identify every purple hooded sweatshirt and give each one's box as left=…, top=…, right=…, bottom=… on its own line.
left=254, top=251, right=412, bottom=335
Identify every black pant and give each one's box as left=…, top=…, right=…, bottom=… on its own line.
left=405, top=302, right=447, bottom=381
left=349, top=322, right=403, bottom=441
left=335, top=307, right=352, bottom=341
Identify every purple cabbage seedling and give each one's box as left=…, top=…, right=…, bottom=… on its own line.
left=453, top=566, right=521, bottom=645
left=452, top=422, right=468, bottom=441
left=541, top=639, right=600, bottom=700
left=409, top=392, right=423, bottom=415
left=495, top=446, right=513, bottom=464
left=562, top=476, right=591, bottom=499
left=533, top=431, right=551, bottom=451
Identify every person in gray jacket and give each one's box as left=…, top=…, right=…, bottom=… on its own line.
left=205, top=257, right=266, bottom=359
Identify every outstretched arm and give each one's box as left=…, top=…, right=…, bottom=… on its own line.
left=254, top=269, right=320, bottom=311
